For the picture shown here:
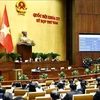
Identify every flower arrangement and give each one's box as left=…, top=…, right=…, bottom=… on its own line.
left=41, top=73, right=48, bottom=79
left=83, top=58, right=92, bottom=68
left=8, top=53, right=21, bottom=61
left=38, top=53, right=50, bottom=61
left=32, top=52, right=38, bottom=60
left=58, top=71, right=66, bottom=78
left=84, top=68, right=90, bottom=75
left=72, top=70, right=79, bottom=76
left=97, top=58, right=100, bottom=64
left=0, top=53, right=5, bottom=59
left=18, top=39, right=35, bottom=46
left=0, top=76, right=4, bottom=81
left=92, top=68, right=100, bottom=73
left=32, top=52, right=60, bottom=61
left=18, top=74, right=28, bottom=80
left=48, top=52, right=60, bottom=59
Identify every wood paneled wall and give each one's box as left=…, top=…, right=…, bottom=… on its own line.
left=75, top=0, right=100, bottom=66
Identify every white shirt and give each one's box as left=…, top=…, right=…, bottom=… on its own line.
left=36, top=87, right=44, bottom=92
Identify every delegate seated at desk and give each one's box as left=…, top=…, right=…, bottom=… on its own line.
left=35, top=55, right=42, bottom=62
left=35, top=67, right=40, bottom=72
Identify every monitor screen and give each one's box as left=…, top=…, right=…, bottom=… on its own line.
left=79, top=33, right=100, bottom=52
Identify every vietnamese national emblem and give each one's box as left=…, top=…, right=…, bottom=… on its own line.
left=15, top=0, right=27, bottom=16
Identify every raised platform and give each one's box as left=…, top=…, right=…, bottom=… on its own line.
left=0, top=61, right=69, bottom=81
left=15, top=61, right=69, bottom=77
left=0, top=61, right=98, bottom=81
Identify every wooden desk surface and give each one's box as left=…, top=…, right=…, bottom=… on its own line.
left=15, top=61, right=69, bottom=70
left=32, top=70, right=100, bottom=80
left=31, top=68, right=85, bottom=79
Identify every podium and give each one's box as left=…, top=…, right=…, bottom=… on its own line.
left=13, top=69, right=23, bottom=80
left=17, top=44, right=32, bottom=61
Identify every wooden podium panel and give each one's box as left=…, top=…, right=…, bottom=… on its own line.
left=17, top=44, right=32, bottom=61
left=0, top=62, right=15, bottom=81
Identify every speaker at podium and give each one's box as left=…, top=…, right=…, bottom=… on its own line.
left=17, top=31, right=35, bottom=61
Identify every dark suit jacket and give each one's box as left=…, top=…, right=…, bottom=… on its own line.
left=62, top=90, right=82, bottom=100
left=93, top=90, right=100, bottom=100
left=26, top=83, right=36, bottom=92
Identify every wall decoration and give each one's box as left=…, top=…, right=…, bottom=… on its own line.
left=33, top=13, right=60, bottom=25
left=15, top=0, right=27, bottom=15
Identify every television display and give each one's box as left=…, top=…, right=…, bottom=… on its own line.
left=79, top=33, right=100, bottom=52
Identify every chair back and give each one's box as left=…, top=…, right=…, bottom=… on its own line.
left=73, top=94, right=93, bottom=100
left=46, top=88, right=56, bottom=94
left=14, top=89, right=28, bottom=96
left=35, top=96, right=51, bottom=100
left=46, top=80, right=54, bottom=86
left=85, top=88, right=98, bottom=94
left=86, top=85, right=95, bottom=89
left=64, top=87, right=70, bottom=90
left=28, top=91, right=45, bottom=100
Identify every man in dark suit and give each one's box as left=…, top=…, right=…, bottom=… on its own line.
left=26, top=80, right=36, bottom=92
left=50, top=90, right=61, bottom=100
left=62, top=83, right=82, bottom=100
left=93, top=82, right=100, bottom=100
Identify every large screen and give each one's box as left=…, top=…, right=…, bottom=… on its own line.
left=79, top=33, right=100, bottom=52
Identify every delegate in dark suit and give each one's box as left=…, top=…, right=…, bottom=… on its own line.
left=62, top=83, right=82, bottom=100
left=93, top=91, right=100, bottom=100
left=93, top=82, right=100, bottom=100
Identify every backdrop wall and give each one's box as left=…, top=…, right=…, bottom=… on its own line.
left=0, top=0, right=66, bottom=60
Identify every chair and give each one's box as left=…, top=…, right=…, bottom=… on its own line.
left=2, top=85, right=11, bottom=89
left=64, top=87, right=70, bottom=90
left=73, top=94, right=93, bottom=100
left=45, top=88, right=56, bottom=94
left=65, top=79, right=69, bottom=84
left=39, top=83, right=46, bottom=86
left=85, top=88, right=98, bottom=94
left=35, top=96, right=51, bottom=100
left=89, top=83, right=95, bottom=85
left=86, top=85, right=95, bottom=89
left=45, top=80, right=54, bottom=86
left=14, top=89, right=28, bottom=96
left=28, top=91, right=45, bottom=100
left=85, top=79, right=95, bottom=83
